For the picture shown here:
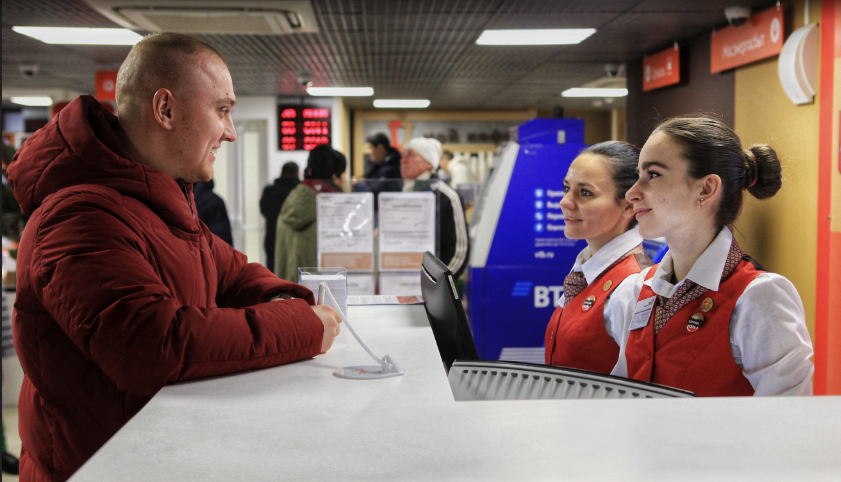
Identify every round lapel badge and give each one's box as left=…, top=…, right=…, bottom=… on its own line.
left=582, top=295, right=596, bottom=311
left=603, top=280, right=613, bottom=291
left=687, top=313, right=704, bottom=332
left=702, top=298, right=714, bottom=313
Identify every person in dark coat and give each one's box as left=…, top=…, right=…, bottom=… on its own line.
left=354, top=133, right=402, bottom=205
left=193, top=178, right=233, bottom=245
left=260, top=161, right=300, bottom=271
left=401, top=137, right=470, bottom=279
left=1, top=144, right=21, bottom=476
left=274, top=146, right=345, bottom=281
left=2, top=144, right=26, bottom=242
left=6, top=32, right=342, bottom=481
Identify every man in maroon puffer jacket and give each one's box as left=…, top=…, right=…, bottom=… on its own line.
left=7, top=33, right=342, bottom=482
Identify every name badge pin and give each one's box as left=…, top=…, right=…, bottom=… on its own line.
left=603, top=280, right=613, bottom=291
left=582, top=295, right=596, bottom=311
left=687, top=313, right=704, bottom=332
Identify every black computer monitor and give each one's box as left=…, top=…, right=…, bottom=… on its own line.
left=420, top=251, right=479, bottom=373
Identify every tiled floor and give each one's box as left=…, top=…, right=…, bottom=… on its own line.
left=2, top=407, right=19, bottom=482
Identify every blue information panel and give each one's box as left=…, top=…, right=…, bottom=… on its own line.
left=469, top=118, right=587, bottom=360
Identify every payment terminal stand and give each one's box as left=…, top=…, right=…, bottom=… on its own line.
left=468, top=118, right=587, bottom=360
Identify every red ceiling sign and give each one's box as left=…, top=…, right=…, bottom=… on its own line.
left=710, top=6, right=784, bottom=74
left=95, top=71, right=118, bottom=101
left=643, top=44, right=680, bottom=91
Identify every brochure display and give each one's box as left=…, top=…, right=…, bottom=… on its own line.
left=377, top=192, right=436, bottom=271
left=299, top=267, right=348, bottom=317
left=316, top=192, right=374, bottom=271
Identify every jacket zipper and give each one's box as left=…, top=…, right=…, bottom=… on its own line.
left=183, top=184, right=211, bottom=303
left=182, top=185, right=195, bottom=218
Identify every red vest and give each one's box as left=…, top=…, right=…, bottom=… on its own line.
left=544, top=254, right=646, bottom=373
left=626, top=259, right=762, bottom=397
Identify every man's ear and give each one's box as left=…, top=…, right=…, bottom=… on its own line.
left=152, top=88, right=175, bottom=130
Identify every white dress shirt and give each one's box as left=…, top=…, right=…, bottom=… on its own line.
left=558, top=226, right=645, bottom=345
left=610, top=227, right=814, bottom=396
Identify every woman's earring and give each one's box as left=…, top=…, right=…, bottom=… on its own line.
left=698, top=198, right=705, bottom=208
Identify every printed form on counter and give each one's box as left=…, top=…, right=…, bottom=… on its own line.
left=378, top=192, right=436, bottom=271
left=348, top=295, right=424, bottom=305
left=316, top=192, right=375, bottom=271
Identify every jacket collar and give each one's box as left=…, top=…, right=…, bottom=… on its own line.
left=8, top=95, right=197, bottom=232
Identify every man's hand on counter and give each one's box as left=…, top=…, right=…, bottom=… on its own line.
left=311, top=304, right=342, bottom=353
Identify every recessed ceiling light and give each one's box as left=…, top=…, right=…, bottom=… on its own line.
left=476, top=29, right=596, bottom=46
left=561, top=88, right=628, bottom=97
left=10, top=96, right=53, bottom=106
left=373, top=99, right=431, bottom=108
left=307, top=87, right=374, bottom=97
left=12, top=27, right=143, bottom=45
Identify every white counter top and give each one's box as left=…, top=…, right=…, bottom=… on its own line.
left=71, top=305, right=841, bottom=481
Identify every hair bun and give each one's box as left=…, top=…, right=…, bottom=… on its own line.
left=742, top=149, right=758, bottom=190
left=745, top=144, right=781, bottom=200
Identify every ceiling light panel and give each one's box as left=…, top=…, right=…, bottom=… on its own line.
left=561, top=88, right=628, bottom=97
left=476, top=29, right=596, bottom=45
left=12, top=27, right=143, bottom=45
left=373, top=99, right=430, bottom=108
left=10, top=96, right=53, bottom=106
left=307, top=87, right=374, bottom=97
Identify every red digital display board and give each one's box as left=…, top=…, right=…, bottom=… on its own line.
left=277, top=101, right=332, bottom=151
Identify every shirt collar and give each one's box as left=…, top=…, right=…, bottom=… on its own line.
left=646, top=226, right=734, bottom=297
left=402, top=170, right=433, bottom=192
left=571, top=226, right=644, bottom=285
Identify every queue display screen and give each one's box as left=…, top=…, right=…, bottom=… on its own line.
left=277, top=102, right=332, bottom=151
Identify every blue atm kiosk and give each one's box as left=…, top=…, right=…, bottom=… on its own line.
left=468, top=118, right=587, bottom=361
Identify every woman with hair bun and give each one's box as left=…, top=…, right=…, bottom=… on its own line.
left=544, top=141, right=653, bottom=374
left=611, top=115, right=814, bottom=396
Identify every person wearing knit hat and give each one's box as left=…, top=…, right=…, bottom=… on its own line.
left=400, top=137, right=470, bottom=279
left=401, top=137, right=442, bottom=172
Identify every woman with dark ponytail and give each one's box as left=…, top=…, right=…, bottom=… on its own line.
left=544, top=141, right=652, bottom=374
left=610, top=115, right=813, bottom=396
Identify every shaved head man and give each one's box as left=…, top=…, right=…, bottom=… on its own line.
left=116, top=33, right=237, bottom=182
left=7, top=33, right=340, bottom=481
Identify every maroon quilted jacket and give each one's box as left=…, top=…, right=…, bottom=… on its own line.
left=7, top=95, right=324, bottom=481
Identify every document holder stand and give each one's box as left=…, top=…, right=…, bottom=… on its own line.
left=318, top=283, right=405, bottom=380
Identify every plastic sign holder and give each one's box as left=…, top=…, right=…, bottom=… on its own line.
left=318, top=283, right=405, bottom=379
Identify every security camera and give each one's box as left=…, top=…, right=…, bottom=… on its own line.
left=604, top=63, right=623, bottom=78
left=296, top=71, right=313, bottom=87
left=19, top=64, right=39, bottom=79
left=724, top=6, right=751, bottom=27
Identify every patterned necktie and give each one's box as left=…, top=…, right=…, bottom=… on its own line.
left=653, top=237, right=744, bottom=335
left=562, top=244, right=645, bottom=308
left=562, top=271, right=588, bottom=308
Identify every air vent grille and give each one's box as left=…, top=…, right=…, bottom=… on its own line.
left=118, top=8, right=296, bottom=35
left=448, top=361, right=695, bottom=400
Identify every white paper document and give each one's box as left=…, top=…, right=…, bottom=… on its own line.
left=378, top=192, right=436, bottom=270
left=347, top=295, right=424, bottom=305
left=378, top=271, right=422, bottom=296
left=316, top=193, right=375, bottom=270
